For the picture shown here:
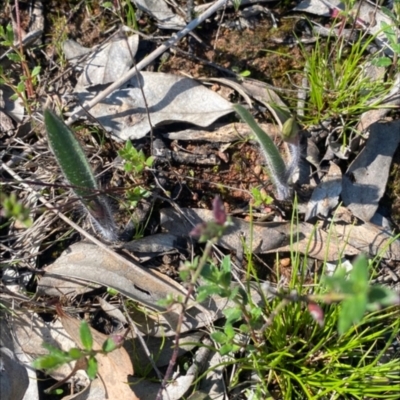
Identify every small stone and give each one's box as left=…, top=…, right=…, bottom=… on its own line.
left=280, top=258, right=291, bottom=268
left=254, top=165, right=262, bottom=176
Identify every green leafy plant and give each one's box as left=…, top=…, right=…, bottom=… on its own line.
left=169, top=200, right=400, bottom=399
left=232, top=0, right=243, bottom=13
left=0, top=23, right=41, bottom=113
left=33, top=321, right=124, bottom=392
left=44, top=109, right=119, bottom=241
left=371, top=3, right=400, bottom=80
left=118, top=140, right=154, bottom=175
left=233, top=104, right=300, bottom=200
left=0, top=192, right=33, bottom=228
left=251, top=187, right=273, bottom=207
left=323, top=254, right=400, bottom=334
left=197, top=253, right=399, bottom=398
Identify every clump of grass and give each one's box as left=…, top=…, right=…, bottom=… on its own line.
left=295, top=21, right=395, bottom=141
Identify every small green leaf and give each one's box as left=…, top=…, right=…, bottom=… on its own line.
left=220, top=343, right=240, bottom=356
left=349, top=254, right=369, bottom=292
left=6, top=24, right=14, bottom=44
left=196, top=284, right=221, bottom=303
left=223, top=306, right=242, bottom=324
left=372, top=57, right=393, bottom=67
left=239, top=70, right=251, bottom=77
left=31, top=65, right=41, bottom=77
left=7, top=52, right=22, bottom=62
left=80, top=321, right=93, bottom=351
left=200, top=263, right=220, bottom=284
left=338, top=293, right=367, bottom=335
left=211, top=331, right=227, bottom=344
left=145, top=156, right=155, bottom=167
left=219, top=343, right=234, bottom=355
left=69, top=348, right=83, bottom=360
left=86, top=356, right=98, bottom=380
left=102, top=338, right=118, bottom=353
left=224, top=323, right=236, bottom=340
left=367, top=286, right=400, bottom=310
left=281, top=116, right=299, bottom=141
left=17, top=81, right=25, bottom=93
left=32, top=353, right=69, bottom=370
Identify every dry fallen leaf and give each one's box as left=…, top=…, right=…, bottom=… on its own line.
left=60, top=315, right=138, bottom=400
left=73, top=72, right=234, bottom=140
left=160, top=207, right=359, bottom=260
left=164, top=122, right=280, bottom=143
left=132, top=0, right=185, bottom=29
left=161, top=207, right=400, bottom=260
left=11, top=311, right=85, bottom=381
left=0, top=315, right=29, bottom=400
left=342, top=120, right=400, bottom=221
left=305, top=162, right=342, bottom=221
left=76, top=35, right=139, bottom=87
left=36, top=241, right=215, bottom=335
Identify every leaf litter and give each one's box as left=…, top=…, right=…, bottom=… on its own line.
left=1, top=0, right=400, bottom=399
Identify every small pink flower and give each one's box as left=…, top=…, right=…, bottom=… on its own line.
left=308, top=302, right=324, bottom=327
left=212, top=196, right=227, bottom=225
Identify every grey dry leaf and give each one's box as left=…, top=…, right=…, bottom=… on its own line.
left=35, top=241, right=221, bottom=336
left=132, top=0, right=185, bottom=29
left=62, top=39, right=92, bottom=63
left=342, top=120, right=400, bottom=222
left=160, top=207, right=400, bottom=260
left=164, top=122, right=281, bottom=143
left=35, top=241, right=191, bottom=325
left=330, top=220, right=400, bottom=260
left=0, top=85, right=25, bottom=123
left=293, top=0, right=342, bottom=16
left=0, top=316, right=29, bottom=400
left=357, top=72, right=400, bottom=132
left=11, top=310, right=88, bottom=385
left=76, top=35, right=139, bottom=87
left=238, top=78, right=290, bottom=124
left=160, top=207, right=358, bottom=261
left=74, top=72, right=233, bottom=140
left=305, top=161, right=342, bottom=221
left=37, top=269, right=101, bottom=298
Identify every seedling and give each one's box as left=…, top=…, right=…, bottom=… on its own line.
left=0, top=23, right=41, bottom=113
left=33, top=320, right=125, bottom=394
left=118, top=140, right=154, bottom=176
left=0, top=192, right=33, bottom=228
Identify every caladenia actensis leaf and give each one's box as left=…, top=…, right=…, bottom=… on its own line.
left=233, top=104, right=300, bottom=200
left=44, top=109, right=119, bottom=241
